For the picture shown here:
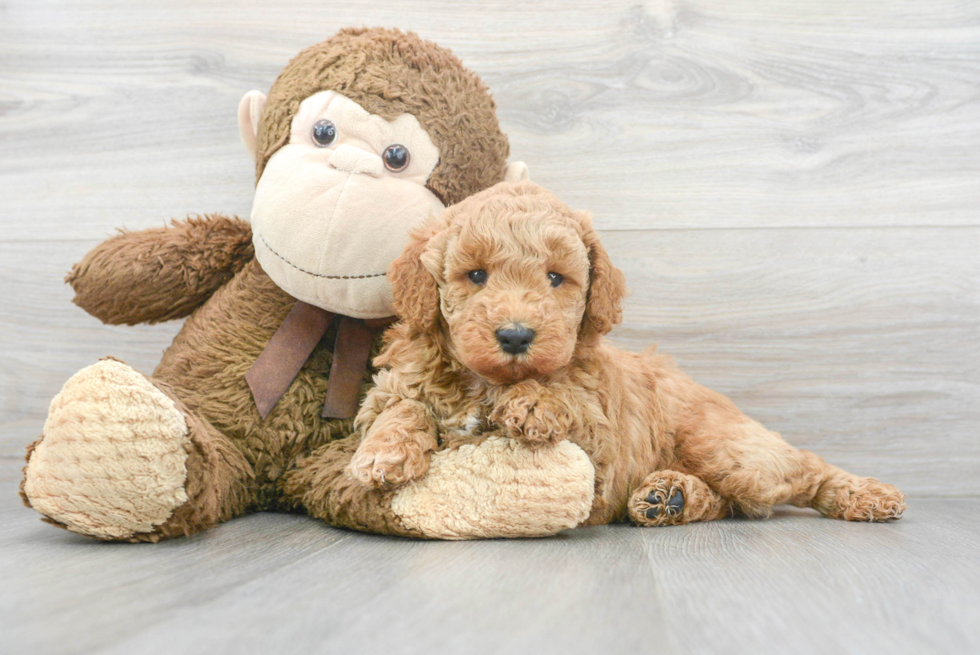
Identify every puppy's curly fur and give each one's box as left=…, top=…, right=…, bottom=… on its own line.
left=349, top=181, right=906, bottom=526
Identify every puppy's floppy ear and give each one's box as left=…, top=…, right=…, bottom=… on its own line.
left=388, top=215, right=447, bottom=332
left=579, top=216, right=627, bottom=338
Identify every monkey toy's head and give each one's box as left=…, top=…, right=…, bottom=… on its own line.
left=237, top=28, right=528, bottom=319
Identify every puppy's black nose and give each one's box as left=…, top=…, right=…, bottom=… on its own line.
left=496, top=325, right=535, bottom=355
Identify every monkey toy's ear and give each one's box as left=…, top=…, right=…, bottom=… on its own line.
left=503, top=161, right=530, bottom=183
left=237, top=90, right=268, bottom=163
left=388, top=216, right=449, bottom=333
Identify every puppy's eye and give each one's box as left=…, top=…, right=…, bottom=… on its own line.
left=383, top=144, right=411, bottom=172
left=311, top=120, right=337, bottom=147
left=468, top=269, right=488, bottom=285
left=548, top=272, right=564, bottom=287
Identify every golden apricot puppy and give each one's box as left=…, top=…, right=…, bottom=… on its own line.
left=348, top=180, right=906, bottom=526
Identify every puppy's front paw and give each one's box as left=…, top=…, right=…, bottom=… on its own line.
left=491, top=382, right=572, bottom=446
left=349, top=435, right=432, bottom=489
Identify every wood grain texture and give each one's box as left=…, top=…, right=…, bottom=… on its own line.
left=639, top=498, right=980, bottom=655
left=3, top=229, right=977, bottom=495
left=607, top=227, right=980, bottom=495
left=2, top=0, right=979, bottom=238
left=1, top=1, right=978, bottom=494
left=1, top=461, right=978, bottom=655
left=3, top=4, right=979, bottom=653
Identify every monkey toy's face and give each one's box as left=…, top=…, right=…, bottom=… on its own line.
left=241, top=90, right=447, bottom=319
left=237, top=28, right=528, bottom=319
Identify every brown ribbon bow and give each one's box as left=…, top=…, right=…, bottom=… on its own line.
left=245, top=301, right=393, bottom=420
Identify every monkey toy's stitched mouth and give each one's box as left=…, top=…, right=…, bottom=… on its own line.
left=256, top=231, right=386, bottom=281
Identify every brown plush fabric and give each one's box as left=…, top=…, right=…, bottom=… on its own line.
left=68, top=215, right=254, bottom=325
left=132, top=381, right=256, bottom=543
left=280, top=437, right=419, bottom=537
left=21, top=29, right=522, bottom=541
left=153, top=258, right=363, bottom=499
left=255, top=27, right=510, bottom=206
left=19, top=439, right=42, bottom=508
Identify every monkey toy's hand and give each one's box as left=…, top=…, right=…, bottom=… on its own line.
left=68, top=215, right=254, bottom=326
left=490, top=380, right=576, bottom=447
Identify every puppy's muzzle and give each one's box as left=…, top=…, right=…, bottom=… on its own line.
left=496, top=325, right=535, bottom=355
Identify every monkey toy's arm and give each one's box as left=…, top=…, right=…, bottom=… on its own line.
left=68, top=214, right=254, bottom=325
left=491, top=378, right=615, bottom=520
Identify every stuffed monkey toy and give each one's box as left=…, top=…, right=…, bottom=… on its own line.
left=20, top=28, right=596, bottom=541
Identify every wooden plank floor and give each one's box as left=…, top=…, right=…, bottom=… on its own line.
left=1, top=461, right=978, bottom=655
left=2, top=0, right=978, bottom=495
left=2, top=2, right=979, bottom=654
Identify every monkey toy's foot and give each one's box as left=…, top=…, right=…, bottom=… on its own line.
left=628, top=470, right=731, bottom=527
left=21, top=360, right=192, bottom=540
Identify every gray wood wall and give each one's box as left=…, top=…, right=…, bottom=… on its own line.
left=1, top=0, right=977, bottom=496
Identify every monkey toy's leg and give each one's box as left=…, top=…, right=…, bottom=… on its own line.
left=627, top=470, right=732, bottom=527
left=279, top=437, right=417, bottom=537
left=280, top=434, right=596, bottom=540
left=21, top=360, right=254, bottom=542
left=672, top=389, right=906, bottom=522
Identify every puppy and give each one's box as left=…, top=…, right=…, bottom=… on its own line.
left=348, top=181, right=906, bottom=526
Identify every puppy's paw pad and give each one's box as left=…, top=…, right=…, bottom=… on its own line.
left=635, top=484, right=685, bottom=525
left=629, top=468, right=714, bottom=527
left=654, top=488, right=685, bottom=516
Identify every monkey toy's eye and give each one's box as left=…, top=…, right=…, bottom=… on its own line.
left=311, top=120, right=337, bottom=147
left=468, top=269, right=488, bottom=285
left=383, top=144, right=411, bottom=172
left=548, top=272, right=564, bottom=287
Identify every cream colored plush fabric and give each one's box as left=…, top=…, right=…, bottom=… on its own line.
left=23, top=360, right=190, bottom=539
left=251, top=91, right=445, bottom=319
left=288, top=91, right=441, bottom=185
left=237, top=89, right=267, bottom=161
left=391, top=437, right=595, bottom=539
